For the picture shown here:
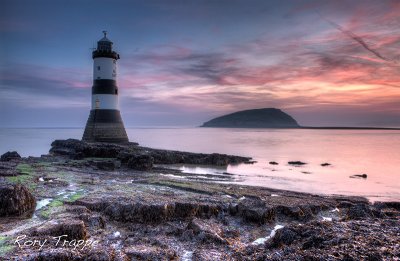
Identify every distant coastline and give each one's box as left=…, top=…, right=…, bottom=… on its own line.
left=300, top=126, right=400, bottom=130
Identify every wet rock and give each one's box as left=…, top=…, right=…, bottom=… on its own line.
left=0, top=183, right=36, bottom=217
left=288, top=161, right=306, bottom=165
left=127, top=155, right=154, bottom=171
left=79, top=213, right=106, bottom=229
left=1, top=151, right=21, bottom=161
left=269, top=161, right=279, bottom=165
left=350, top=174, right=367, bottom=179
left=124, top=245, right=177, bottom=261
left=89, top=159, right=121, bottom=171
left=175, top=202, right=220, bottom=219
left=24, top=249, right=79, bottom=261
left=85, top=249, right=115, bottom=261
left=187, top=218, right=227, bottom=244
left=321, top=162, right=331, bottom=166
left=244, top=160, right=257, bottom=164
left=237, top=198, right=275, bottom=224
left=366, top=252, right=383, bottom=261
left=346, top=204, right=372, bottom=220
left=373, top=201, right=400, bottom=211
left=270, top=227, right=298, bottom=247
left=275, top=205, right=314, bottom=221
left=31, top=219, right=88, bottom=240
left=302, top=235, right=325, bottom=249
left=50, top=138, right=251, bottom=166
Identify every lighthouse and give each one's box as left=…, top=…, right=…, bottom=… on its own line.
left=82, top=31, right=129, bottom=143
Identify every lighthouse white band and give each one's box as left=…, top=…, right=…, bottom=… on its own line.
left=92, top=94, right=119, bottom=110
left=93, top=57, right=117, bottom=80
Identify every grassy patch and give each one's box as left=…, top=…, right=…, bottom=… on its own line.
left=16, top=163, right=33, bottom=175
left=65, top=191, right=84, bottom=202
left=0, top=236, right=14, bottom=257
left=7, top=163, right=37, bottom=190
left=39, top=199, right=64, bottom=219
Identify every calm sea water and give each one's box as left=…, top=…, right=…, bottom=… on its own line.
left=0, top=128, right=399, bottom=202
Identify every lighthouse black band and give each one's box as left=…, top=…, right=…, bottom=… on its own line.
left=92, top=79, right=118, bottom=94
left=87, top=109, right=124, bottom=123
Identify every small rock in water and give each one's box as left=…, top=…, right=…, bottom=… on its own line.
left=39, top=177, right=44, bottom=182
left=350, top=174, right=367, bottom=179
left=244, top=160, right=257, bottom=164
left=288, top=161, right=306, bottom=165
left=269, top=161, right=279, bottom=165
left=321, top=163, right=331, bottom=166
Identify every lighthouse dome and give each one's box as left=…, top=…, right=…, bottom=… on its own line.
left=92, top=31, right=120, bottom=60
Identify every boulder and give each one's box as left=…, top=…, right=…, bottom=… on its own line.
left=32, top=219, right=88, bottom=240
left=0, top=183, right=36, bottom=217
left=237, top=198, right=275, bottom=224
left=1, top=151, right=21, bottom=162
left=127, top=155, right=154, bottom=171
left=270, top=227, right=298, bottom=247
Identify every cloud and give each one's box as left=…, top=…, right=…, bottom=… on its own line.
left=0, top=63, right=90, bottom=108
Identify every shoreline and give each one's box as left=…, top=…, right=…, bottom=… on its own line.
left=0, top=139, right=399, bottom=260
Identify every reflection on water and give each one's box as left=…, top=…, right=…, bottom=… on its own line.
left=0, top=127, right=399, bottom=201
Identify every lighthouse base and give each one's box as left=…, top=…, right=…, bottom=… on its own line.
left=82, top=109, right=129, bottom=143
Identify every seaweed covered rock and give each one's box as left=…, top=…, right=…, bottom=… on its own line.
left=127, top=155, right=154, bottom=171
left=31, top=219, right=88, bottom=240
left=0, top=183, right=36, bottom=217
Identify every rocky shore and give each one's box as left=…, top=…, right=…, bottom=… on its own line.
left=0, top=139, right=399, bottom=260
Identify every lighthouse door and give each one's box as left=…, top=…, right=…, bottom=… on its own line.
left=95, top=98, right=100, bottom=109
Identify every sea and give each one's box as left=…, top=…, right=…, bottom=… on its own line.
left=0, top=127, right=399, bottom=202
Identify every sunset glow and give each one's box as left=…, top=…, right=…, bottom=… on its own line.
left=1, top=0, right=399, bottom=127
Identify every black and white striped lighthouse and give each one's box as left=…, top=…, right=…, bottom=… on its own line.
left=82, top=31, right=129, bottom=143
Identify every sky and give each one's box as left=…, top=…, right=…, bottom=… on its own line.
left=1, top=0, right=399, bottom=127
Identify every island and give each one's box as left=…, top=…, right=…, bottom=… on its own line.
left=201, top=108, right=300, bottom=128
left=201, top=108, right=400, bottom=130
left=0, top=139, right=398, bottom=260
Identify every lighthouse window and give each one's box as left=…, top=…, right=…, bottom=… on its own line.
left=97, top=66, right=100, bottom=71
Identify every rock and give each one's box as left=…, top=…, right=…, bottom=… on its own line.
left=32, top=219, right=88, bottom=240
left=276, top=205, right=314, bottom=221
left=321, top=163, right=331, bottom=166
left=288, top=161, right=306, bottom=165
left=373, top=201, right=400, bottom=211
left=0, top=183, right=36, bottom=217
left=346, top=204, right=372, bottom=220
left=350, top=174, right=367, bottom=179
left=270, top=227, right=298, bottom=247
left=127, top=155, right=154, bottom=171
left=1, top=151, right=21, bottom=161
left=124, top=245, right=176, bottom=260
left=24, top=249, right=78, bottom=261
left=187, top=218, right=227, bottom=244
left=237, top=198, right=275, bottom=224
left=269, top=161, right=279, bottom=165
left=90, top=160, right=121, bottom=171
